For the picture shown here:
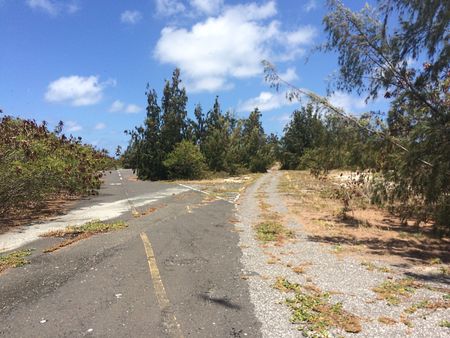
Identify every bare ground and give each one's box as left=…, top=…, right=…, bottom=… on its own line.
left=236, top=170, right=450, bottom=337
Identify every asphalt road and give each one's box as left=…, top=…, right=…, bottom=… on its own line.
left=0, top=170, right=261, bottom=337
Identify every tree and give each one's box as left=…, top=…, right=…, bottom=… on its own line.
left=160, top=68, right=188, bottom=154
left=141, top=88, right=165, bottom=180
left=241, top=108, right=273, bottom=172
left=280, top=104, right=325, bottom=169
left=322, top=0, right=449, bottom=228
left=201, top=97, right=229, bottom=172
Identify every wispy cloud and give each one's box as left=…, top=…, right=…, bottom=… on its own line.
left=304, top=0, right=317, bottom=13
left=189, top=0, right=223, bottom=15
left=65, top=120, right=82, bottom=132
left=328, top=91, right=366, bottom=114
left=155, top=0, right=186, bottom=16
left=120, top=10, right=142, bottom=24
left=109, top=100, right=142, bottom=114
left=45, top=75, right=114, bottom=106
left=26, top=0, right=79, bottom=16
left=238, top=91, right=297, bottom=113
left=154, top=1, right=317, bottom=92
left=94, top=122, right=106, bottom=130
left=278, top=67, right=299, bottom=83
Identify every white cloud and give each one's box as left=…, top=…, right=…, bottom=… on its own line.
left=328, top=91, right=367, bottom=113
left=189, top=0, right=223, bottom=14
left=237, top=91, right=297, bottom=113
left=65, top=121, right=82, bottom=132
left=94, top=122, right=106, bottom=130
left=154, top=1, right=316, bottom=92
left=304, top=0, right=317, bottom=12
left=45, top=75, right=112, bottom=106
left=278, top=67, right=298, bottom=82
left=109, top=100, right=142, bottom=114
left=26, top=0, right=79, bottom=16
left=156, top=0, right=185, bottom=16
left=121, top=10, right=142, bottom=24
left=26, top=0, right=57, bottom=15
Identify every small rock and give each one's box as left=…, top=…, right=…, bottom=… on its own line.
left=40, top=319, right=47, bottom=324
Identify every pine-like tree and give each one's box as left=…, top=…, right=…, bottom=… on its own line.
left=160, top=68, right=188, bottom=154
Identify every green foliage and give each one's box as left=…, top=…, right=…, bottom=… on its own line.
left=124, top=70, right=275, bottom=179
left=280, top=104, right=325, bottom=169
left=260, top=0, right=448, bottom=231
left=0, top=116, right=115, bottom=217
left=163, top=140, right=206, bottom=179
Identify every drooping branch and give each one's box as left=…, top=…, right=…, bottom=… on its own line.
left=262, top=60, right=433, bottom=168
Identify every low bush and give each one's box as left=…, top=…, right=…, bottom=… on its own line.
left=163, top=140, right=206, bottom=179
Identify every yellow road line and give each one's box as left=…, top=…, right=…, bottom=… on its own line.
left=140, top=232, right=184, bottom=338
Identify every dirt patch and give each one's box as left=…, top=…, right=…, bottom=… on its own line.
left=0, top=194, right=79, bottom=234
left=279, top=171, right=450, bottom=268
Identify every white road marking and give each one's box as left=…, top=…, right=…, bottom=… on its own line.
left=0, top=186, right=188, bottom=252
left=178, top=183, right=234, bottom=204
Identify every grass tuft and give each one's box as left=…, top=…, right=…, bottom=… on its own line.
left=0, top=249, right=33, bottom=273
left=439, top=320, right=450, bottom=328
left=42, top=220, right=127, bottom=252
left=274, top=277, right=361, bottom=336
left=255, top=221, right=294, bottom=242
left=373, top=278, right=422, bottom=305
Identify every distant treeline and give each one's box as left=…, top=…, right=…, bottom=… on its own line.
left=122, top=69, right=277, bottom=180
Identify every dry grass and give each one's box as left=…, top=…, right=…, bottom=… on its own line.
left=279, top=170, right=450, bottom=267
left=42, top=220, right=127, bottom=253
left=373, top=278, right=422, bottom=305
left=378, top=316, right=397, bottom=325
left=291, top=262, right=312, bottom=274
left=0, top=249, right=32, bottom=273
left=274, top=277, right=361, bottom=336
left=404, top=299, right=450, bottom=314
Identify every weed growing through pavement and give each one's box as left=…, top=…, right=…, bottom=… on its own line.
left=0, top=249, right=33, bottom=273
left=373, top=278, right=422, bottom=305
left=274, top=277, right=361, bottom=336
left=41, top=220, right=127, bottom=252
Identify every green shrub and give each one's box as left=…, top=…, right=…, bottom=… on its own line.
left=163, top=140, right=206, bottom=179
left=0, top=116, right=116, bottom=216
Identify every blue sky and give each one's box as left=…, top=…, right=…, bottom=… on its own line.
left=0, top=0, right=385, bottom=153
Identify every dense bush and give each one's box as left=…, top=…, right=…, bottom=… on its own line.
left=0, top=116, right=116, bottom=216
left=163, top=140, right=206, bottom=179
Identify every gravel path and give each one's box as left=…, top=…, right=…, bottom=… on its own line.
left=236, top=171, right=450, bottom=338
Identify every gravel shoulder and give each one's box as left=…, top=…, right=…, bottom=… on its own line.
left=236, top=170, right=450, bottom=337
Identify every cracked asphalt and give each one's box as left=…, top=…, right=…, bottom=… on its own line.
left=0, top=170, right=261, bottom=337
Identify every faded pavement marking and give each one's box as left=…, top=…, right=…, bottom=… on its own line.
left=0, top=186, right=188, bottom=252
left=140, top=232, right=184, bottom=338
